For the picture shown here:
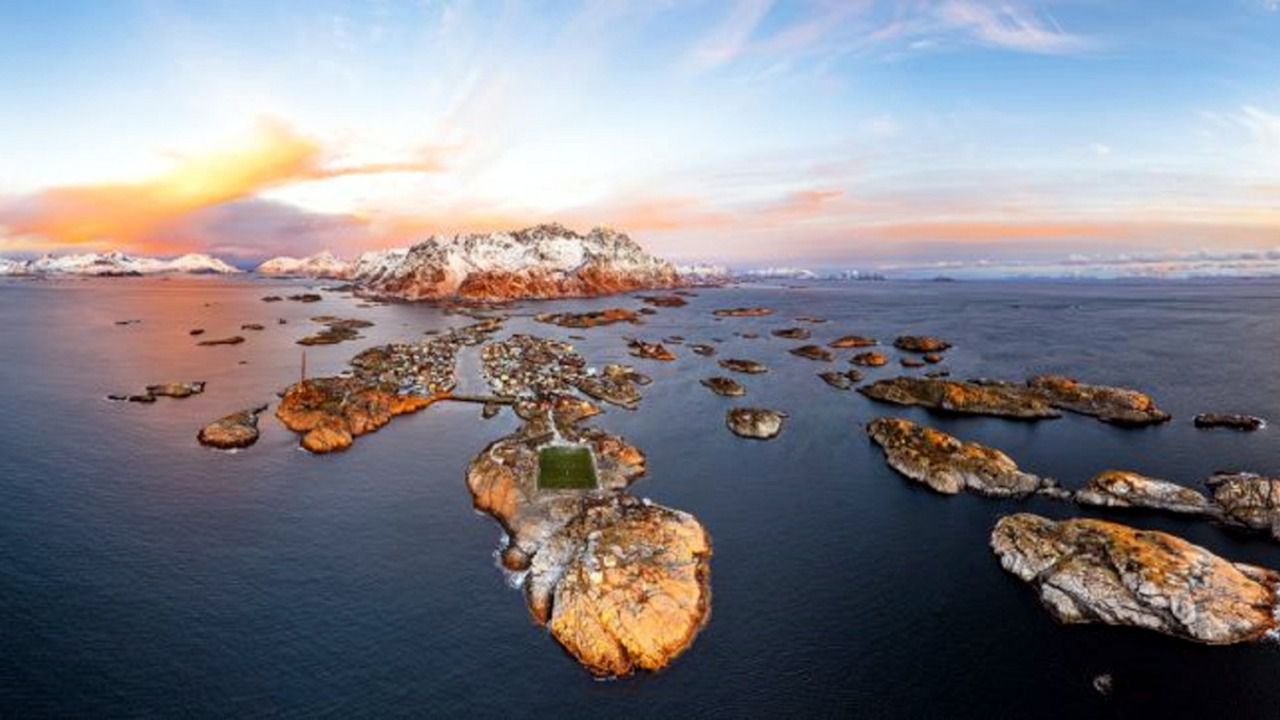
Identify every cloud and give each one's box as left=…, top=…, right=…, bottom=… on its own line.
left=759, top=189, right=846, bottom=221
left=1238, top=105, right=1280, bottom=152
left=0, top=119, right=446, bottom=252
left=685, top=0, right=775, bottom=72
left=936, top=0, right=1093, bottom=55
left=164, top=198, right=373, bottom=262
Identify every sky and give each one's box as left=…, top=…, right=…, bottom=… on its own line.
left=0, top=0, right=1277, bottom=271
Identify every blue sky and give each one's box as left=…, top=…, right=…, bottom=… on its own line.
left=0, top=0, right=1277, bottom=269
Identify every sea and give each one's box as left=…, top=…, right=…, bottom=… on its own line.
left=4, top=275, right=1280, bottom=718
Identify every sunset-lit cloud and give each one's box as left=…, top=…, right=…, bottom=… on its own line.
left=0, top=120, right=445, bottom=252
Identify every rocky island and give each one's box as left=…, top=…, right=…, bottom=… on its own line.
left=198, top=405, right=269, bottom=449
left=859, top=375, right=1169, bottom=425
left=535, top=308, right=641, bottom=328
left=718, top=358, right=767, bottom=374
left=701, top=377, right=746, bottom=397
left=1074, top=470, right=1219, bottom=517
left=992, top=513, right=1280, bottom=645
left=726, top=408, right=786, bottom=439
left=1205, top=472, right=1280, bottom=541
left=1195, top=413, right=1266, bottom=431
left=866, top=417, right=1051, bottom=497
left=466, top=397, right=710, bottom=676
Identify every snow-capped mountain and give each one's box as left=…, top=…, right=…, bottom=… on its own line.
left=737, top=266, right=818, bottom=280
left=255, top=251, right=352, bottom=279
left=677, top=263, right=731, bottom=284
left=356, top=224, right=681, bottom=302
left=0, top=257, right=26, bottom=276
left=1, top=251, right=239, bottom=276
left=349, top=247, right=409, bottom=284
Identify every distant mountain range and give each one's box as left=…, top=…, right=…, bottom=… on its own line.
left=734, top=267, right=886, bottom=281
left=0, top=251, right=239, bottom=276
left=0, top=228, right=888, bottom=294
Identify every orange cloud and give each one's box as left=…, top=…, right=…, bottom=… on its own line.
left=758, top=189, right=845, bottom=221
left=0, top=120, right=445, bottom=252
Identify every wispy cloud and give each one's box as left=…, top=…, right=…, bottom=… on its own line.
left=934, top=0, right=1093, bottom=55
left=684, top=0, right=775, bottom=72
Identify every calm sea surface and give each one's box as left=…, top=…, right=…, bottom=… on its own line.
left=4, top=276, right=1280, bottom=718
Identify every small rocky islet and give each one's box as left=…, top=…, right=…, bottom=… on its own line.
left=718, top=358, right=767, bottom=374
left=701, top=376, right=746, bottom=397
left=726, top=407, right=786, bottom=440
left=771, top=327, right=810, bottom=340
left=627, top=338, right=676, bottom=361
left=850, top=351, right=889, bottom=367
left=108, top=380, right=206, bottom=403
left=829, top=335, right=877, bottom=348
left=712, top=307, right=773, bottom=317
left=1194, top=413, right=1266, bottom=431
left=893, top=335, right=951, bottom=353
left=535, top=308, right=641, bottom=328
left=789, top=344, right=834, bottom=362
left=196, top=335, right=245, bottom=347
left=818, top=369, right=862, bottom=390
left=297, top=316, right=375, bottom=346
left=198, top=404, right=269, bottom=449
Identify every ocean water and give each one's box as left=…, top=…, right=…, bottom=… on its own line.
left=4, top=276, right=1280, bottom=718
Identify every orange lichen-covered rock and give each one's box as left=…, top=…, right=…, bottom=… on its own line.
left=726, top=407, right=786, bottom=440
left=992, top=513, right=1280, bottom=644
left=850, top=351, right=889, bottom=367
left=1075, top=470, right=1218, bottom=517
left=1206, top=472, right=1280, bottom=541
left=829, top=335, right=877, bottom=348
left=548, top=498, right=712, bottom=676
left=535, top=308, right=641, bottom=329
left=867, top=417, right=1048, bottom=497
left=301, top=420, right=354, bottom=454
left=465, top=399, right=711, bottom=677
left=627, top=339, right=676, bottom=362
left=712, top=307, right=773, bottom=317
left=859, top=377, right=1059, bottom=420
left=789, top=344, right=833, bottom=362
left=718, top=358, right=767, bottom=374
left=276, top=377, right=443, bottom=453
left=1026, top=374, right=1170, bottom=425
left=893, top=335, right=951, bottom=353
left=860, top=375, right=1169, bottom=425
left=197, top=404, right=267, bottom=449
